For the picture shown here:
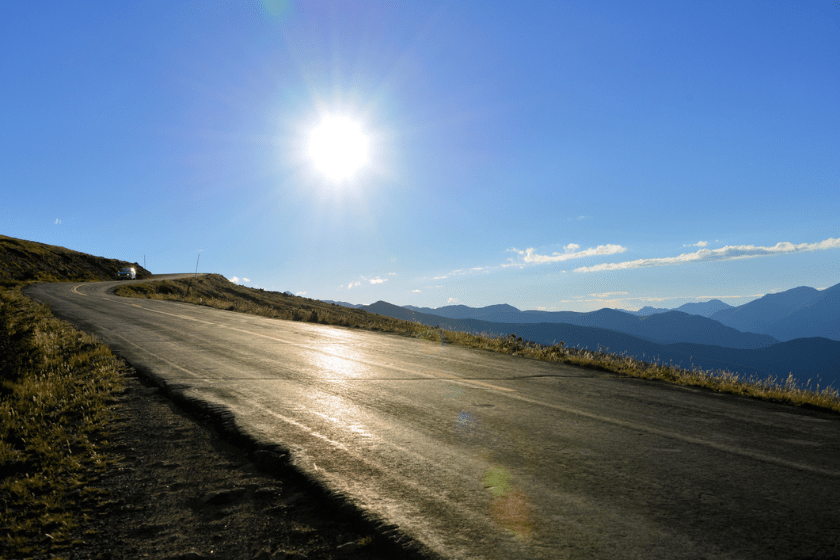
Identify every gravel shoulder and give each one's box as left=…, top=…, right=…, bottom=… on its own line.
left=54, top=368, right=412, bottom=560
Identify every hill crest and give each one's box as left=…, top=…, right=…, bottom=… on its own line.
left=0, top=234, right=151, bottom=282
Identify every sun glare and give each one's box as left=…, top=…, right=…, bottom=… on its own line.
left=308, top=116, right=370, bottom=181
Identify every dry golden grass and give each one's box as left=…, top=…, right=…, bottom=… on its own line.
left=442, top=330, right=840, bottom=411
left=114, top=274, right=445, bottom=340
left=1, top=283, right=126, bottom=557
left=117, top=275, right=840, bottom=413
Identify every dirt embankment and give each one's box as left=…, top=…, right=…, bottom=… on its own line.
left=60, top=369, right=406, bottom=560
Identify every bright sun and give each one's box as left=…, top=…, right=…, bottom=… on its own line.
left=307, top=116, right=370, bottom=181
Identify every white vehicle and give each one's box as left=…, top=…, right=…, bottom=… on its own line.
left=117, top=267, right=136, bottom=280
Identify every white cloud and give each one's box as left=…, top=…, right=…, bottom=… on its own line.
left=243, top=278, right=250, bottom=282
left=388, top=272, right=397, bottom=276
left=296, top=291, right=306, bottom=296
left=412, top=289, right=421, bottom=293
left=346, top=274, right=389, bottom=288
left=589, top=291, right=629, bottom=298
left=434, top=275, right=448, bottom=280
left=693, top=293, right=766, bottom=301
left=230, top=276, right=239, bottom=282
left=55, top=218, right=61, bottom=225
left=508, top=243, right=627, bottom=265
left=575, top=237, right=840, bottom=273
left=682, top=241, right=708, bottom=247
left=447, top=297, right=458, bottom=304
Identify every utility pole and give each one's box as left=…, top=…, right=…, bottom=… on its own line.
left=185, top=252, right=201, bottom=297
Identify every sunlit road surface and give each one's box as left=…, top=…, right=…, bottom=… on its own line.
left=27, top=279, right=840, bottom=560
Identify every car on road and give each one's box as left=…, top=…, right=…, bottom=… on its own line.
left=117, top=267, right=136, bottom=280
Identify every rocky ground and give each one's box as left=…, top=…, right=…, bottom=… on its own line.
left=39, top=370, right=427, bottom=560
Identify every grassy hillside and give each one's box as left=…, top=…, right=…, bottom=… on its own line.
left=0, top=234, right=154, bottom=556
left=0, top=234, right=150, bottom=283
left=113, top=274, right=444, bottom=338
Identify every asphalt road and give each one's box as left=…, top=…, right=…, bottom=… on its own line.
left=26, top=278, right=840, bottom=560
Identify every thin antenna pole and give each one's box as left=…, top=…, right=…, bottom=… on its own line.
left=185, top=252, right=201, bottom=297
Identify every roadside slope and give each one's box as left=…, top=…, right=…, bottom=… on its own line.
left=0, top=234, right=150, bottom=282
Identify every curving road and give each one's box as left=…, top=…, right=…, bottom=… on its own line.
left=26, top=278, right=840, bottom=559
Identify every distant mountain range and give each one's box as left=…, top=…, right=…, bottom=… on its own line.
left=358, top=282, right=840, bottom=389
left=623, top=305, right=671, bottom=316
left=405, top=283, right=840, bottom=343
left=710, top=284, right=840, bottom=342
left=626, top=287, right=840, bottom=343
left=322, top=299, right=365, bottom=308
left=623, top=299, right=732, bottom=318
left=403, top=305, right=777, bottom=349
left=361, top=301, right=840, bottom=388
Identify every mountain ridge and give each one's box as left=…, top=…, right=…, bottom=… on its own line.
left=363, top=300, right=840, bottom=388
left=710, top=285, right=838, bottom=341
left=397, top=302, right=778, bottom=349
left=401, top=283, right=839, bottom=343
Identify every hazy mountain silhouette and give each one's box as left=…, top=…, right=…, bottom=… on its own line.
left=322, top=300, right=365, bottom=308
left=763, top=283, right=840, bottom=341
left=403, top=303, right=521, bottom=319
left=635, top=311, right=776, bottom=348
left=622, top=299, right=732, bottom=317
left=363, top=301, right=840, bottom=388
left=399, top=303, right=777, bottom=349
left=711, top=283, right=839, bottom=341
left=623, top=305, right=670, bottom=316
left=675, top=299, right=732, bottom=317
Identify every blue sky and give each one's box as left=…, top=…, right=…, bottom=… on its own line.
left=2, top=1, right=838, bottom=312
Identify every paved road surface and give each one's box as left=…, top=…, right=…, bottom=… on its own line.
left=26, top=278, right=840, bottom=559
